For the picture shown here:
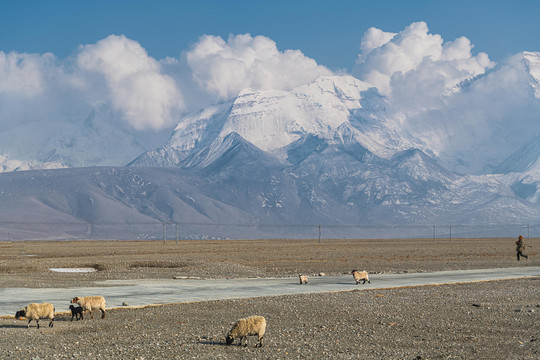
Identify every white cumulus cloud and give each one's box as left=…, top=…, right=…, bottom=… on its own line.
left=0, top=51, right=55, bottom=97
left=358, top=27, right=396, bottom=61
left=186, top=33, right=333, bottom=99
left=0, top=36, right=188, bottom=168
left=351, top=22, right=540, bottom=176
left=354, top=22, right=494, bottom=96
left=77, top=35, right=183, bottom=130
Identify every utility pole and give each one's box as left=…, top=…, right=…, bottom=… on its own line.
left=163, top=221, right=167, bottom=244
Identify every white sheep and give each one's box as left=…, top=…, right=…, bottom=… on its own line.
left=299, top=274, right=308, bottom=284
left=351, top=270, right=370, bottom=284
left=71, top=296, right=106, bottom=319
left=225, top=315, right=266, bottom=347
left=15, top=302, right=55, bottom=329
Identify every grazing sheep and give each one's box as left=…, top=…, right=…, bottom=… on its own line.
left=71, top=296, right=106, bottom=319
left=69, top=304, right=84, bottom=321
left=352, top=270, right=370, bottom=284
left=299, top=274, right=308, bottom=284
left=15, top=302, right=55, bottom=329
left=225, top=315, right=266, bottom=347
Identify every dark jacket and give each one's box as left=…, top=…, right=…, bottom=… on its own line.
left=516, top=238, right=525, bottom=252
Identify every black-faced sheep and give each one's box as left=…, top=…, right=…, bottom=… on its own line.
left=299, top=274, right=308, bottom=284
left=225, top=315, right=266, bottom=347
left=69, top=304, right=84, bottom=321
left=15, top=302, right=55, bottom=329
left=351, top=269, right=370, bottom=284
left=71, top=296, right=106, bottom=319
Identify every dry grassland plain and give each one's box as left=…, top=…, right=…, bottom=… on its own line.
left=0, top=237, right=538, bottom=359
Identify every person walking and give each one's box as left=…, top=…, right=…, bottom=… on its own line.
left=515, top=235, right=528, bottom=261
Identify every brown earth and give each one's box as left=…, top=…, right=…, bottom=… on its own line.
left=0, top=237, right=539, bottom=359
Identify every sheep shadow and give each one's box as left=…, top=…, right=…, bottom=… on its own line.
left=329, top=281, right=360, bottom=285
left=6, top=319, right=58, bottom=328
left=52, top=317, right=80, bottom=323
left=197, top=340, right=227, bottom=347
left=0, top=324, right=28, bottom=329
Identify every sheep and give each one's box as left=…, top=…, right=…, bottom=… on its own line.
left=71, top=296, right=106, bottom=319
left=299, top=274, right=308, bottom=284
left=15, top=302, right=55, bottom=329
left=225, top=315, right=266, bottom=347
left=351, top=269, right=370, bottom=284
left=69, top=304, right=84, bottom=321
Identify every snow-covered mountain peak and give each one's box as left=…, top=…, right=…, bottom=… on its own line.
left=217, top=75, right=374, bottom=152
left=523, top=51, right=540, bottom=98
left=0, top=154, right=67, bottom=173
left=168, top=102, right=233, bottom=151
left=390, top=148, right=454, bottom=183
left=132, top=74, right=400, bottom=168
left=293, top=75, right=373, bottom=101
left=328, top=122, right=392, bottom=158
left=181, top=131, right=283, bottom=171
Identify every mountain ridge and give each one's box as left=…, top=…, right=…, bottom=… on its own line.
left=2, top=54, right=540, bottom=239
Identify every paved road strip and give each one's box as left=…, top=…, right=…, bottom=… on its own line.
left=1, top=266, right=538, bottom=317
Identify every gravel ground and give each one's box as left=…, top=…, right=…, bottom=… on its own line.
left=1, top=238, right=538, bottom=287
left=0, top=238, right=539, bottom=359
left=0, top=280, right=538, bottom=359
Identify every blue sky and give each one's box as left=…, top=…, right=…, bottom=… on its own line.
left=1, top=0, right=539, bottom=71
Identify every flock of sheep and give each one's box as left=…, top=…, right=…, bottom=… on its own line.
left=299, top=270, right=370, bottom=285
left=14, top=269, right=371, bottom=347
left=14, top=296, right=106, bottom=329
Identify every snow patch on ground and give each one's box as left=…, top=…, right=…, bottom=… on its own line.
left=49, top=267, right=97, bottom=273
